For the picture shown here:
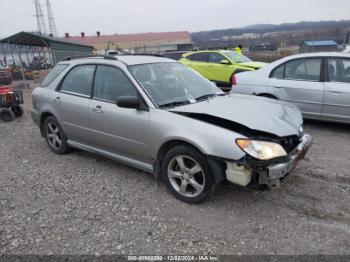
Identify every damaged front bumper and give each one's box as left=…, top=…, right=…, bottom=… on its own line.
left=225, top=134, right=313, bottom=189
left=257, top=134, right=312, bottom=188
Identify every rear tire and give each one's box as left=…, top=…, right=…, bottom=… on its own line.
left=161, top=145, right=214, bottom=204
left=43, top=116, right=71, bottom=154
left=0, top=108, right=15, bottom=122
left=12, top=105, right=24, bottom=117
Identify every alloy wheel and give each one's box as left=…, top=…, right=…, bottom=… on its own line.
left=46, top=122, right=62, bottom=150
left=167, top=155, right=205, bottom=198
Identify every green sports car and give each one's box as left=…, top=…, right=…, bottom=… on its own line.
left=179, top=50, right=267, bottom=91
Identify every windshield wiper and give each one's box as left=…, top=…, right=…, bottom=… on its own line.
left=195, top=93, right=218, bottom=102
left=158, top=100, right=192, bottom=109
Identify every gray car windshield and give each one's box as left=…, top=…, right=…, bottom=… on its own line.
left=129, top=62, right=223, bottom=108
left=223, top=51, right=252, bottom=63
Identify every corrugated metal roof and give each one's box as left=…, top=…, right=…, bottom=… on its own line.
left=0, top=31, right=94, bottom=48
left=63, top=31, right=191, bottom=45
left=303, top=40, right=338, bottom=47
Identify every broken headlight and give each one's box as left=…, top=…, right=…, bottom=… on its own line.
left=299, top=126, right=304, bottom=136
left=236, top=139, right=287, bottom=160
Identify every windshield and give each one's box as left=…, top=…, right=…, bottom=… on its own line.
left=129, top=62, right=223, bottom=108
left=223, top=51, right=252, bottom=63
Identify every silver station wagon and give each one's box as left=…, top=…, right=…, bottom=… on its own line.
left=31, top=55, right=312, bottom=203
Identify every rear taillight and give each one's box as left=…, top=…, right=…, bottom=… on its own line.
left=231, top=74, right=237, bottom=85
left=0, top=86, right=13, bottom=95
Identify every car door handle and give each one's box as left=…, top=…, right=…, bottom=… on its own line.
left=329, top=91, right=343, bottom=94
left=93, top=105, right=104, bottom=113
left=54, top=96, right=62, bottom=103
left=272, top=86, right=284, bottom=89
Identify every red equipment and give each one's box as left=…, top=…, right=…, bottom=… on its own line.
left=0, top=85, right=24, bottom=122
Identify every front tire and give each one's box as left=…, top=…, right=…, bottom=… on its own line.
left=161, top=145, right=214, bottom=204
left=43, top=116, right=71, bottom=154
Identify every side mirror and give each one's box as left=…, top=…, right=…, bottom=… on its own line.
left=116, top=96, right=140, bottom=109
left=220, top=59, right=231, bottom=65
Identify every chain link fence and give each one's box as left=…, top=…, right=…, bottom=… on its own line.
left=0, top=44, right=92, bottom=90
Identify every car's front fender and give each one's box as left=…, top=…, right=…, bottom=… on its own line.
left=148, top=109, right=247, bottom=161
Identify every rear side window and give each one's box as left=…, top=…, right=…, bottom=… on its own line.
left=270, top=64, right=285, bottom=79
left=285, top=58, right=322, bottom=81
left=60, top=65, right=95, bottom=96
left=186, top=52, right=209, bottom=62
left=93, top=65, right=137, bottom=102
left=42, top=64, right=68, bottom=86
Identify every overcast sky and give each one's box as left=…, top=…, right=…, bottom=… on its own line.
left=1, top=0, right=350, bottom=37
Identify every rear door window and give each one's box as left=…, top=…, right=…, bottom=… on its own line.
left=285, top=58, right=322, bottom=81
left=60, top=65, right=95, bottom=96
left=209, top=52, right=226, bottom=63
left=186, top=52, right=209, bottom=62
left=328, top=58, right=350, bottom=83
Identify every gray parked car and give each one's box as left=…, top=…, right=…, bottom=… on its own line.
left=231, top=52, right=350, bottom=123
left=31, top=55, right=312, bottom=203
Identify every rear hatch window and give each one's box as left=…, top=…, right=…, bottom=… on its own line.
left=42, top=64, right=68, bottom=87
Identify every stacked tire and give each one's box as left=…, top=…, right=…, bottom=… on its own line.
left=0, top=106, right=24, bottom=122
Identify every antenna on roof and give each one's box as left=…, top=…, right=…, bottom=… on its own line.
left=34, top=0, right=48, bottom=35
left=46, top=0, right=58, bottom=37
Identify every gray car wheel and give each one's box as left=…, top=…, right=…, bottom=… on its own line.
left=162, top=145, right=214, bottom=203
left=43, top=116, right=71, bottom=154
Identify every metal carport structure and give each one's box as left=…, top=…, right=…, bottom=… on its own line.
left=0, top=31, right=94, bottom=65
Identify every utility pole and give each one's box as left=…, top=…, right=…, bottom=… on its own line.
left=34, top=0, right=48, bottom=35
left=46, top=0, right=58, bottom=37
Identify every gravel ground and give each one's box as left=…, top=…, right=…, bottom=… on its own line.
left=0, top=87, right=349, bottom=255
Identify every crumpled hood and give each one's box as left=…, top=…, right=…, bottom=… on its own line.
left=239, top=61, right=268, bottom=69
left=171, top=94, right=303, bottom=137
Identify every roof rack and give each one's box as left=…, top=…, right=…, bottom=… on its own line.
left=64, top=55, right=118, bottom=61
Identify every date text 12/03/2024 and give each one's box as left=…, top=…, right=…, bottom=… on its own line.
left=127, top=255, right=219, bottom=261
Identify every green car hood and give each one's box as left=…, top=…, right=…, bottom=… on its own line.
left=238, top=61, right=267, bottom=69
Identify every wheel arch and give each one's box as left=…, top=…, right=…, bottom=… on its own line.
left=154, top=139, right=226, bottom=185
left=256, top=93, right=278, bottom=99
left=39, top=111, right=56, bottom=136
left=157, top=139, right=204, bottom=163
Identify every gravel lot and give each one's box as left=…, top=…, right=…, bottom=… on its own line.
left=1, top=87, right=349, bottom=255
